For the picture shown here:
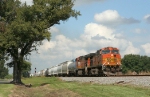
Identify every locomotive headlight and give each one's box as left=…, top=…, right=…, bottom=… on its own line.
left=111, top=54, right=113, bottom=56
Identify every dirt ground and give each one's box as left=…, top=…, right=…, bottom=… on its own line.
left=9, top=84, right=82, bottom=97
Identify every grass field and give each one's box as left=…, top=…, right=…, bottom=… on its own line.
left=0, top=77, right=150, bottom=97
left=0, top=84, right=14, bottom=97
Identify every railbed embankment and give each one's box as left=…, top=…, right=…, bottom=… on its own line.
left=60, top=76, right=150, bottom=87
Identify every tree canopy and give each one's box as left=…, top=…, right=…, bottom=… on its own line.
left=121, top=54, right=150, bottom=74
left=0, top=0, right=80, bottom=84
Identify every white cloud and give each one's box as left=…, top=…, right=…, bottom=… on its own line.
left=95, top=10, right=120, bottom=23
left=37, top=34, right=88, bottom=60
left=38, top=40, right=56, bottom=52
left=133, top=28, right=147, bottom=34
left=49, top=26, right=60, bottom=34
left=123, top=42, right=140, bottom=55
left=115, top=33, right=124, bottom=39
left=144, top=14, right=150, bottom=24
left=141, top=43, right=150, bottom=54
left=94, top=10, right=140, bottom=26
left=134, top=28, right=142, bottom=34
left=74, top=49, right=88, bottom=57
left=80, top=23, right=140, bottom=56
left=82, top=23, right=115, bottom=39
left=38, top=23, right=141, bottom=61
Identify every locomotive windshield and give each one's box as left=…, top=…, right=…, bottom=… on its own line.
left=112, top=50, right=119, bottom=54
left=102, top=50, right=110, bottom=54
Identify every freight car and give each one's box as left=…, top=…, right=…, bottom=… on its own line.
left=45, top=60, right=75, bottom=77
left=44, top=47, right=122, bottom=77
left=68, top=59, right=76, bottom=76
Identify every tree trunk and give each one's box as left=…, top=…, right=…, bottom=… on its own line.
left=12, top=62, right=15, bottom=82
left=11, top=56, right=24, bottom=85
left=17, top=60, right=23, bottom=84
left=11, top=60, right=18, bottom=83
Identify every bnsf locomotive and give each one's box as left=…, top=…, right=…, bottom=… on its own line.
left=76, top=47, right=122, bottom=76
left=38, top=47, right=122, bottom=77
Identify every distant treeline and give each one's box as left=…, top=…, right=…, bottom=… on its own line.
left=0, top=52, right=8, bottom=79
left=122, top=54, right=150, bottom=74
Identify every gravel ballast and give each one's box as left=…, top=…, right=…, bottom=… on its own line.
left=60, top=76, right=150, bottom=87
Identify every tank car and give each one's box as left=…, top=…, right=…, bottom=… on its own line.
left=68, top=59, right=76, bottom=76
left=36, top=71, right=41, bottom=76
left=57, top=63, right=63, bottom=76
left=61, top=61, right=73, bottom=76
left=39, top=70, right=43, bottom=76
left=50, top=66, right=54, bottom=76
left=45, top=68, right=52, bottom=77
left=52, top=65, right=58, bottom=76
left=43, top=69, right=47, bottom=76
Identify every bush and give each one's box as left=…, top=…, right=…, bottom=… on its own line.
left=4, top=74, right=13, bottom=79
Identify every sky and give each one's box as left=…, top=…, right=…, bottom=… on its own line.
left=10, top=0, right=150, bottom=74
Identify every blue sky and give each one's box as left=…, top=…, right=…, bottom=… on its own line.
left=13, top=0, right=150, bottom=74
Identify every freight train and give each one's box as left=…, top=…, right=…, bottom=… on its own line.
left=36, top=47, right=122, bottom=77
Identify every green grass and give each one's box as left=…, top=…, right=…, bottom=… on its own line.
left=1, top=77, right=150, bottom=97
left=49, top=81, right=150, bottom=97
left=0, top=84, right=14, bottom=97
left=22, top=76, right=59, bottom=87
left=22, top=77, right=150, bottom=97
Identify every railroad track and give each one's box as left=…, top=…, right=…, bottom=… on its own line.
left=57, top=74, right=150, bottom=77
left=113, top=74, right=150, bottom=77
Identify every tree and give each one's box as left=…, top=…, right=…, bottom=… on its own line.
left=0, top=0, right=80, bottom=84
left=22, top=60, right=31, bottom=78
left=0, top=63, right=8, bottom=79
left=0, top=50, right=8, bottom=79
left=122, top=54, right=150, bottom=74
